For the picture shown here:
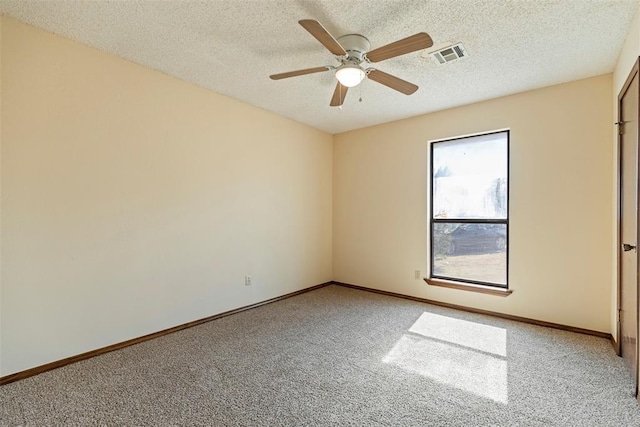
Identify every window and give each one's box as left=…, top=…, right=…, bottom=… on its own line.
left=428, top=130, right=509, bottom=290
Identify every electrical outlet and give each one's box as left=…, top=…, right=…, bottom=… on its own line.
left=414, top=270, right=421, bottom=279
left=245, top=275, right=252, bottom=286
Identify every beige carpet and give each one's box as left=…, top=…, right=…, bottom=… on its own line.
left=1, top=284, right=639, bottom=426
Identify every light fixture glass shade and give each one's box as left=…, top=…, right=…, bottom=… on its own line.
left=335, top=65, right=365, bottom=87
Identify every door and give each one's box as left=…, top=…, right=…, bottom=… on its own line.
left=619, top=58, right=640, bottom=398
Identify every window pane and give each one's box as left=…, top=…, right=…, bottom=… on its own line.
left=433, top=133, right=508, bottom=219
left=432, top=223, right=507, bottom=286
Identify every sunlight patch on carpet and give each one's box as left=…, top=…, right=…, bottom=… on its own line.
left=383, top=312, right=508, bottom=404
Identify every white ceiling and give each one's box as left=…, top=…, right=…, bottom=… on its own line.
left=0, top=0, right=638, bottom=134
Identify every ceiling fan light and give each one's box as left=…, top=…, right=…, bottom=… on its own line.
left=335, top=65, right=365, bottom=87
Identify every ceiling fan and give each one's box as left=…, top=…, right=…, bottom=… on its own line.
left=270, top=20, right=433, bottom=107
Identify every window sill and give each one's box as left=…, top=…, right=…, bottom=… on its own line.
left=424, top=278, right=513, bottom=297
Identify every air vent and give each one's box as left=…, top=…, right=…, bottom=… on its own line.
left=430, top=43, right=467, bottom=65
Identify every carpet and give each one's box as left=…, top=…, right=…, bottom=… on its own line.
left=0, top=284, right=638, bottom=426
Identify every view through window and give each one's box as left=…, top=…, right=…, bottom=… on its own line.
left=430, top=131, right=509, bottom=287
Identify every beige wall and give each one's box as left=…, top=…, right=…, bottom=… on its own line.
left=612, top=4, right=640, bottom=343
left=334, top=74, right=613, bottom=333
left=0, top=18, right=333, bottom=376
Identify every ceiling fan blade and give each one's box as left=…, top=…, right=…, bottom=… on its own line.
left=299, top=19, right=347, bottom=56
left=367, top=69, right=418, bottom=95
left=366, top=33, right=433, bottom=63
left=270, top=66, right=329, bottom=80
left=330, top=82, right=348, bottom=107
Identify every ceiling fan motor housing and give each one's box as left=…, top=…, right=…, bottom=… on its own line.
left=337, top=34, right=371, bottom=62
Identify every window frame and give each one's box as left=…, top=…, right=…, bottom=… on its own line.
left=428, top=130, right=510, bottom=290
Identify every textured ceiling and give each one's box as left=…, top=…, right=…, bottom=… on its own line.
left=0, top=0, right=638, bottom=134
